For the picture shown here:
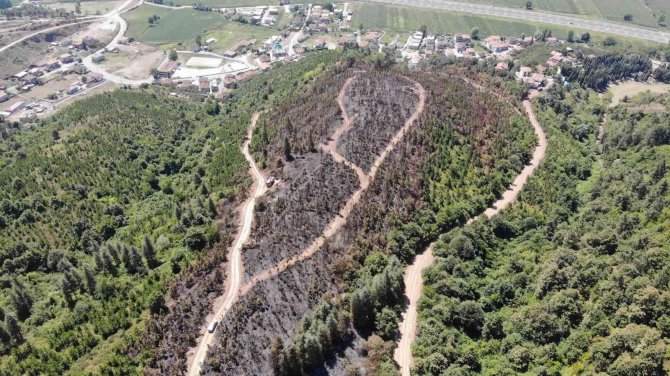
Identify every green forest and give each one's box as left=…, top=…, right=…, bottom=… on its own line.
left=0, top=50, right=359, bottom=374
left=414, top=85, right=670, bottom=374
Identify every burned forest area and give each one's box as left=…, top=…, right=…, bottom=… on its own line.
left=198, top=61, right=535, bottom=376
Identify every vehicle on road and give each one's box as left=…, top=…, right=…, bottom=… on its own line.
left=207, top=321, right=218, bottom=333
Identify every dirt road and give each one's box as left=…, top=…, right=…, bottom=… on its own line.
left=238, top=75, right=426, bottom=296
left=186, top=112, right=267, bottom=376
left=393, top=99, right=548, bottom=376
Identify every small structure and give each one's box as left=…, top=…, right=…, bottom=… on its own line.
left=206, top=38, right=217, bottom=45
left=199, top=80, right=210, bottom=93
left=0, top=91, right=9, bottom=103
left=495, top=62, right=509, bottom=70
left=157, top=60, right=179, bottom=78
left=223, top=50, right=237, bottom=58
left=266, top=176, right=276, bottom=188
left=60, top=53, right=74, bottom=64
left=44, top=60, right=61, bottom=71
left=92, top=54, right=106, bottom=63
left=66, top=85, right=80, bottom=95
left=13, top=71, right=28, bottom=81
left=314, top=38, right=326, bottom=50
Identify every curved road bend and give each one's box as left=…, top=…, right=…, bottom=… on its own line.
left=187, top=112, right=268, bottom=376
left=238, top=75, right=426, bottom=296
left=367, top=0, right=669, bottom=44
left=394, top=99, right=548, bottom=376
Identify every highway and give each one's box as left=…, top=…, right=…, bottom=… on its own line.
left=365, top=0, right=670, bottom=44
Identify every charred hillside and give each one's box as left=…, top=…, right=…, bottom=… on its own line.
left=201, top=62, right=535, bottom=375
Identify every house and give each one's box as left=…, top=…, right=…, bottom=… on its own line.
left=293, top=45, right=305, bottom=54
left=223, top=50, right=237, bottom=58
left=118, top=37, right=130, bottom=45
left=92, top=54, right=106, bottom=63
left=28, top=68, right=44, bottom=77
left=519, top=66, right=533, bottom=77
left=495, top=62, right=509, bottom=70
left=44, top=60, right=61, bottom=71
left=66, top=85, right=79, bottom=95
left=223, top=75, right=237, bottom=89
left=60, top=53, right=74, bottom=64
left=546, top=37, right=559, bottom=45
left=206, top=38, right=217, bottom=45
left=314, top=38, right=326, bottom=50
left=157, top=60, right=179, bottom=78
left=268, top=6, right=279, bottom=15
left=454, top=42, right=466, bottom=54
left=71, top=64, right=88, bottom=75
left=224, top=7, right=236, bottom=15
left=13, top=71, right=28, bottom=81
left=199, top=80, right=210, bottom=93
left=454, top=33, right=464, bottom=43
left=0, top=91, right=8, bottom=103
left=210, top=79, right=219, bottom=92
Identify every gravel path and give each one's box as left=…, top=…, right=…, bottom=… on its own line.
left=393, top=99, right=548, bottom=376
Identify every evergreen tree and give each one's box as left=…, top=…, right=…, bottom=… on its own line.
left=207, top=198, right=218, bottom=219
left=5, top=314, right=22, bottom=344
left=143, top=235, right=159, bottom=268
left=62, top=276, right=75, bottom=307
left=283, top=137, right=293, bottom=161
left=82, top=265, right=97, bottom=295
left=270, top=337, right=284, bottom=374
left=8, top=278, right=32, bottom=321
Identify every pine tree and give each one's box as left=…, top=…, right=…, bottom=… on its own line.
left=5, top=314, right=22, bottom=344
left=82, top=265, right=97, bottom=296
left=207, top=198, right=218, bottom=219
left=62, top=276, right=75, bottom=307
left=142, top=235, right=159, bottom=268
left=283, top=137, right=292, bottom=161
left=9, top=278, right=32, bottom=321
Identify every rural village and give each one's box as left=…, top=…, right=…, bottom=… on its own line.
left=1, top=0, right=614, bottom=123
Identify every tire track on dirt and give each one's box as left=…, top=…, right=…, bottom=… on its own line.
left=238, top=75, right=426, bottom=297
left=393, top=98, right=548, bottom=376
left=186, top=112, right=267, bottom=376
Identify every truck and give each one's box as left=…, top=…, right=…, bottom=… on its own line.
left=207, top=320, right=219, bottom=333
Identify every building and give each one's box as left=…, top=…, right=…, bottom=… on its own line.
left=67, top=85, right=79, bottom=95
left=314, top=38, right=326, bottom=50
left=223, top=75, right=237, bottom=89
left=223, top=50, right=237, bottom=58
left=157, top=60, right=179, bottom=78
left=0, top=91, right=8, bottom=103
left=199, top=80, right=210, bottom=93
left=519, top=66, right=533, bottom=78
left=44, top=60, right=61, bottom=71
left=13, top=71, right=28, bottom=81
left=92, top=54, right=106, bottom=63
left=495, top=62, right=509, bottom=70
left=60, top=53, right=74, bottom=64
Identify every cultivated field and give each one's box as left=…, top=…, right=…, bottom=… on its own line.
left=359, top=0, right=664, bottom=28
left=45, top=0, right=123, bottom=15
left=165, top=0, right=272, bottom=7
left=203, top=23, right=276, bottom=53
left=352, top=3, right=578, bottom=40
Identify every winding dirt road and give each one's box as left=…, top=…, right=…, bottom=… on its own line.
left=186, top=112, right=267, bottom=376
left=239, top=75, right=426, bottom=296
left=393, top=99, right=548, bottom=376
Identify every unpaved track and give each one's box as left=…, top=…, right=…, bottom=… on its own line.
left=186, top=112, right=267, bottom=376
left=239, top=75, right=426, bottom=296
left=393, top=99, right=547, bottom=376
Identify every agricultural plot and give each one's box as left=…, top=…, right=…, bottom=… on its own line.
left=165, top=0, right=272, bottom=7
left=122, top=6, right=227, bottom=44
left=202, top=23, right=276, bottom=53
left=352, top=3, right=577, bottom=39
left=45, top=1, right=123, bottom=15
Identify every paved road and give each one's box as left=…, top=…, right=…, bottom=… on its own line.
left=366, top=0, right=670, bottom=44
left=393, top=96, right=548, bottom=375
left=82, top=0, right=155, bottom=86
left=186, top=112, right=268, bottom=376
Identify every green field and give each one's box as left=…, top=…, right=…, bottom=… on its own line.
left=122, top=5, right=227, bottom=44
left=363, top=0, right=664, bottom=28
left=164, top=0, right=274, bottom=6
left=203, top=22, right=276, bottom=53
left=352, top=3, right=577, bottom=40
left=45, top=0, right=123, bottom=15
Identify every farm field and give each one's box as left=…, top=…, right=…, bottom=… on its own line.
left=165, top=0, right=273, bottom=6
left=45, top=0, right=123, bottom=15
left=122, top=5, right=226, bottom=44
left=361, top=0, right=664, bottom=28
left=352, top=3, right=579, bottom=40
left=203, top=22, right=276, bottom=53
